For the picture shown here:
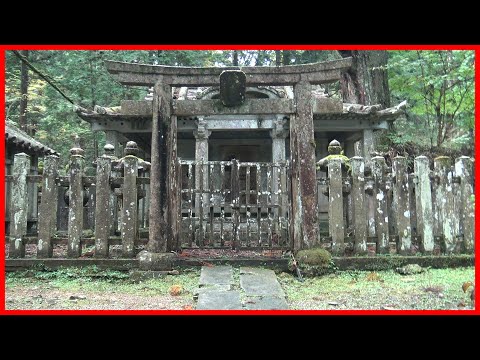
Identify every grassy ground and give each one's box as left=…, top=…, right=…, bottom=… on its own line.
left=4, top=266, right=475, bottom=311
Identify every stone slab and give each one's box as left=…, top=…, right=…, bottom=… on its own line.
left=244, top=295, right=288, bottom=310
left=239, top=267, right=285, bottom=297
left=199, top=265, right=233, bottom=286
left=196, top=289, right=243, bottom=310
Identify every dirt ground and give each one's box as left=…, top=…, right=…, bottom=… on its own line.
left=5, top=266, right=475, bottom=311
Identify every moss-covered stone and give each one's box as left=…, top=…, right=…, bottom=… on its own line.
left=296, top=248, right=332, bottom=266
left=293, top=248, right=334, bottom=277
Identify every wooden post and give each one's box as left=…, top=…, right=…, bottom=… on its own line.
left=328, top=158, right=344, bottom=255
left=94, top=145, right=115, bottom=258
left=351, top=156, right=367, bottom=254
left=37, top=155, right=59, bottom=258
left=455, top=156, right=474, bottom=253
left=291, top=80, right=318, bottom=249
left=372, top=156, right=389, bottom=254
left=414, top=156, right=434, bottom=254
left=68, top=140, right=85, bottom=258
left=434, top=157, right=456, bottom=253
left=9, top=153, right=30, bottom=258
left=122, top=142, right=139, bottom=258
left=393, top=156, right=411, bottom=255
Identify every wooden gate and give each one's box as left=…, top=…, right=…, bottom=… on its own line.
left=176, top=160, right=291, bottom=250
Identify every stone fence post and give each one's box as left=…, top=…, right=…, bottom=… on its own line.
left=372, top=156, right=389, bottom=254
left=351, top=156, right=367, bottom=254
left=434, top=156, right=456, bottom=253
left=414, top=156, right=434, bottom=254
left=94, top=144, right=115, bottom=258
left=328, top=158, right=344, bottom=255
left=121, top=141, right=139, bottom=258
left=68, top=138, right=85, bottom=258
left=9, top=153, right=30, bottom=258
left=455, top=156, right=474, bottom=253
left=393, top=156, right=411, bottom=255
left=37, top=155, right=59, bottom=258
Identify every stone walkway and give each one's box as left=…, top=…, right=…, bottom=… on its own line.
left=195, top=265, right=288, bottom=310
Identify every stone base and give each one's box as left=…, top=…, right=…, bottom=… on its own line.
left=129, top=269, right=180, bottom=282
left=136, top=251, right=176, bottom=271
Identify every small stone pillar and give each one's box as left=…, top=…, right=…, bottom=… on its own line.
left=9, top=153, right=30, bottom=258
left=455, top=156, right=474, bottom=253
left=68, top=136, right=85, bottom=258
left=414, top=156, right=434, bottom=254
left=363, top=129, right=375, bottom=165
left=121, top=141, right=139, bottom=258
left=317, top=140, right=349, bottom=255
left=94, top=144, right=116, bottom=258
left=393, top=156, right=411, bottom=255
left=37, top=154, right=60, bottom=258
left=434, top=156, right=456, bottom=253
left=351, top=156, right=367, bottom=254
left=372, top=156, right=389, bottom=254
left=193, top=118, right=211, bottom=219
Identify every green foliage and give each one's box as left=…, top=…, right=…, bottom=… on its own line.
left=389, top=50, right=474, bottom=149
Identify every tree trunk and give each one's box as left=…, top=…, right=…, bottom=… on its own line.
left=233, top=50, right=239, bottom=66
left=19, top=50, right=29, bottom=133
left=338, top=50, right=390, bottom=108
left=275, top=50, right=281, bottom=66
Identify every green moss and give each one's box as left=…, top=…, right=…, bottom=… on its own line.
left=296, top=248, right=332, bottom=266
left=316, top=154, right=351, bottom=173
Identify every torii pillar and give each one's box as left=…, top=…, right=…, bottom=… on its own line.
left=147, top=79, right=171, bottom=253
left=290, top=80, right=319, bottom=251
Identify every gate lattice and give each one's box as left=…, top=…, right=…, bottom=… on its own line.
left=177, top=160, right=291, bottom=250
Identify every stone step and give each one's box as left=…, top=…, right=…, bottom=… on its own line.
left=194, top=265, right=288, bottom=310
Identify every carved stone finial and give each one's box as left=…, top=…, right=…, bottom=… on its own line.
left=124, top=141, right=138, bottom=156
left=328, top=139, right=342, bottom=155
left=104, top=143, right=115, bottom=157
left=70, top=134, right=85, bottom=156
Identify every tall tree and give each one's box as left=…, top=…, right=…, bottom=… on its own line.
left=338, top=50, right=390, bottom=108
left=19, top=50, right=29, bottom=133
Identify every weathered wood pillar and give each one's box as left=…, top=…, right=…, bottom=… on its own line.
left=147, top=81, right=171, bottom=253
left=166, top=114, right=178, bottom=251
left=193, top=117, right=210, bottom=220
left=362, top=129, right=375, bottom=165
left=122, top=142, right=139, bottom=258
left=94, top=144, right=115, bottom=258
left=433, top=156, right=456, bottom=253
left=68, top=140, right=85, bottom=258
left=328, top=158, right=344, bottom=255
left=9, top=153, right=30, bottom=258
left=372, top=156, right=389, bottom=254
left=414, top=156, right=434, bottom=254
left=271, top=117, right=288, bottom=220
left=351, top=156, right=367, bottom=254
left=37, top=154, right=59, bottom=258
left=291, top=80, right=318, bottom=250
left=393, top=156, right=411, bottom=255
left=455, top=156, right=474, bottom=253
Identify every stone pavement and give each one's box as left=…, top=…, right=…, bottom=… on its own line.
left=195, top=265, right=288, bottom=310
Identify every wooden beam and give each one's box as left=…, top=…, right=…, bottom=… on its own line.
left=105, top=58, right=352, bottom=87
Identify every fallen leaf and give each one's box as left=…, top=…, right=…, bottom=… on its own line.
left=462, top=281, right=474, bottom=293
left=169, top=285, right=183, bottom=296
left=328, top=301, right=339, bottom=306
left=69, top=295, right=86, bottom=300
left=457, top=301, right=466, bottom=307
left=182, top=305, right=193, bottom=310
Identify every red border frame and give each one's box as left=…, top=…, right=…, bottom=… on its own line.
left=1, top=45, right=478, bottom=316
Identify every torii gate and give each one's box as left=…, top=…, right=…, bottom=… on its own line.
left=105, top=58, right=353, bottom=253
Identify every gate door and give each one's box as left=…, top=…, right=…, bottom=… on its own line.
left=177, top=160, right=290, bottom=250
